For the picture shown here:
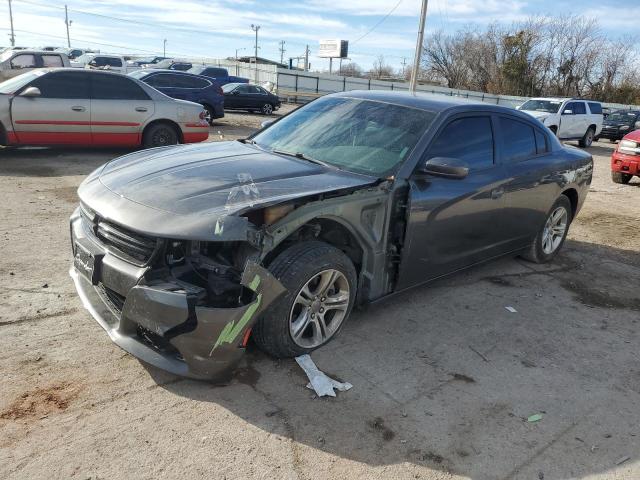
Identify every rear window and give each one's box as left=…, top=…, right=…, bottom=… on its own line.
left=499, top=117, right=537, bottom=162
left=41, top=54, right=64, bottom=67
left=588, top=102, right=603, bottom=114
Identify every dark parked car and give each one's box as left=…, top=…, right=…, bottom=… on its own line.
left=187, top=66, right=248, bottom=86
left=70, top=91, right=592, bottom=381
left=597, top=110, right=640, bottom=142
left=150, top=59, right=193, bottom=71
left=223, top=82, right=280, bottom=115
left=129, top=69, right=224, bottom=124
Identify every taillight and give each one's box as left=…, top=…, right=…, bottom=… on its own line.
left=217, top=86, right=223, bottom=95
left=199, top=110, right=207, bottom=120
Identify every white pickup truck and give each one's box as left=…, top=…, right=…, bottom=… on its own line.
left=70, top=54, right=134, bottom=74
left=518, top=97, right=603, bottom=148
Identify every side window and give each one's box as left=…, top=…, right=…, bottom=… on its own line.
left=144, top=74, right=168, bottom=87
left=588, top=102, right=602, bottom=115
left=534, top=129, right=548, bottom=154
left=573, top=102, right=586, bottom=115
left=499, top=117, right=537, bottom=162
left=235, top=84, right=250, bottom=94
left=10, top=54, right=37, bottom=69
left=106, top=58, right=122, bottom=67
left=427, top=116, right=494, bottom=170
left=41, top=55, right=63, bottom=67
left=176, top=76, right=207, bottom=88
left=91, top=74, right=149, bottom=100
left=248, top=85, right=261, bottom=94
left=30, top=72, right=90, bottom=99
left=563, top=102, right=577, bottom=114
left=205, top=68, right=226, bottom=77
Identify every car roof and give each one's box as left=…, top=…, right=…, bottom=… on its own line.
left=332, top=90, right=518, bottom=114
left=4, top=49, right=67, bottom=55
left=37, top=67, right=124, bottom=76
left=137, top=69, right=213, bottom=81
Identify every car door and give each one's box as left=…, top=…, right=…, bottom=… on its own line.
left=225, top=84, right=246, bottom=108
left=396, top=114, right=509, bottom=290
left=10, top=70, right=91, bottom=144
left=497, top=115, right=558, bottom=249
left=558, top=101, right=583, bottom=138
left=89, top=73, right=154, bottom=146
left=2, top=53, right=38, bottom=80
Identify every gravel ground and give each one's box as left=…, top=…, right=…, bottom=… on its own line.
left=0, top=113, right=639, bottom=480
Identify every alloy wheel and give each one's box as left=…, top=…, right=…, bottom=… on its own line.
left=289, top=269, right=350, bottom=348
left=262, top=103, right=273, bottom=115
left=542, top=206, right=568, bottom=254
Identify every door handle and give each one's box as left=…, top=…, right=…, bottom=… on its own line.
left=71, top=106, right=86, bottom=112
left=135, top=107, right=148, bottom=112
left=491, top=188, right=504, bottom=200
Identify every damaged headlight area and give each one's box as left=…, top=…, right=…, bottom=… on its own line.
left=70, top=209, right=286, bottom=381
left=162, top=240, right=261, bottom=308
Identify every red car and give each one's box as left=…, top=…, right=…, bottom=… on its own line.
left=611, top=130, right=640, bottom=184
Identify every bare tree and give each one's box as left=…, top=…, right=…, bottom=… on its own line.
left=369, top=55, right=393, bottom=79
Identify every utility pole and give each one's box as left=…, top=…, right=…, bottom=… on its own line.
left=278, top=40, right=286, bottom=65
left=235, top=47, right=245, bottom=60
left=163, top=38, right=167, bottom=57
left=304, top=44, right=309, bottom=72
left=401, top=57, right=407, bottom=77
left=251, top=24, right=260, bottom=81
left=8, top=0, right=16, bottom=47
left=64, top=5, right=71, bottom=48
left=410, top=0, right=428, bottom=92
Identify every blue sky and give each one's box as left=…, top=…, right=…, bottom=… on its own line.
left=1, top=0, right=635, bottom=71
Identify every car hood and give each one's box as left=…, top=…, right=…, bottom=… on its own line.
left=78, top=141, right=377, bottom=241
left=521, top=110, right=552, bottom=120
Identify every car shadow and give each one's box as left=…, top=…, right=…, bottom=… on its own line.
left=144, top=238, right=640, bottom=479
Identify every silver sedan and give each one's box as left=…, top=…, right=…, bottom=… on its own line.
left=0, top=68, right=210, bottom=148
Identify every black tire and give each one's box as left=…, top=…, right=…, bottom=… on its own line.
left=142, top=122, right=179, bottom=148
left=593, top=136, right=600, bottom=142
left=202, top=104, right=215, bottom=125
left=610, top=138, right=618, bottom=143
left=578, top=127, right=595, bottom=148
left=252, top=241, right=357, bottom=358
left=520, top=195, right=573, bottom=264
left=612, top=171, right=632, bottom=184
left=261, top=103, right=274, bottom=115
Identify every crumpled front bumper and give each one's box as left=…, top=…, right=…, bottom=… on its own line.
left=69, top=208, right=285, bottom=381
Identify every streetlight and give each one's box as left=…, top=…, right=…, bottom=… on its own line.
left=163, top=39, right=167, bottom=57
left=250, top=24, right=260, bottom=82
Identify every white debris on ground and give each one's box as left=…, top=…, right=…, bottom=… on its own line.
left=295, top=354, right=352, bottom=397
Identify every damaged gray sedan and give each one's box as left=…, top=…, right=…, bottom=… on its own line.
left=70, top=91, right=592, bottom=380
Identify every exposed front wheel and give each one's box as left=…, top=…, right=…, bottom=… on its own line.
left=579, top=127, right=595, bottom=148
left=261, top=103, right=273, bottom=115
left=612, top=171, right=632, bottom=184
left=252, top=241, right=357, bottom=358
left=143, top=123, right=179, bottom=148
left=521, top=195, right=573, bottom=264
left=202, top=104, right=215, bottom=125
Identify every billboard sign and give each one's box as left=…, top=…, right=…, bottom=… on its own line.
left=318, top=39, right=349, bottom=58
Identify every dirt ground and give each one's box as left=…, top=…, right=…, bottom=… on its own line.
left=0, top=108, right=639, bottom=480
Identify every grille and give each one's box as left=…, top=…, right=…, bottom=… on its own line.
left=97, top=283, right=126, bottom=319
left=96, top=220, right=158, bottom=265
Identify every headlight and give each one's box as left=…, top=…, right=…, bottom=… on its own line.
left=619, top=125, right=629, bottom=131
left=619, top=139, right=640, bottom=155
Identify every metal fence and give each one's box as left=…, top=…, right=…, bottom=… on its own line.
left=275, top=69, right=639, bottom=110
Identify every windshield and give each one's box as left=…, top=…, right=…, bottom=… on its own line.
left=520, top=99, right=562, bottom=113
left=252, top=96, right=436, bottom=177
left=0, top=70, right=45, bottom=94
left=607, top=111, right=638, bottom=122
left=153, top=59, right=173, bottom=69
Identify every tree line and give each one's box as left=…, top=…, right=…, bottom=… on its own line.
left=420, top=15, right=639, bottom=104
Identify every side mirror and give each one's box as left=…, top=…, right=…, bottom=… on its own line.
left=562, top=109, right=573, bottom=115
left=20, top=86, right=41, bottom=98
left=421, top=157, right=469, bottom=179
left=261, top=120, right=274, bottom=129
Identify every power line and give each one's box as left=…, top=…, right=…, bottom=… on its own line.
left=352, top=0, right=403, bottom=45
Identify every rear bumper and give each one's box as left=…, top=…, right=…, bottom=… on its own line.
left=69, top=209, right=285, bottom=381
left=611, top=151, right=640, bottom=176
